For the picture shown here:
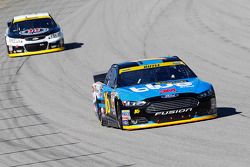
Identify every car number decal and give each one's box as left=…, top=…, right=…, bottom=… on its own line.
left=104, top=92, right=111, bottom=114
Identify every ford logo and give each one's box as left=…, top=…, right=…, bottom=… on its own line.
left=161, top=94, right=179, bottom=98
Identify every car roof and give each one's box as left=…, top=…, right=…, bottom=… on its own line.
left=13, top=12, right=51, bottom=23
left=117, top=56, right=182, bottom=68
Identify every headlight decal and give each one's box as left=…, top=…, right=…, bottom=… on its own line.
left=198, top=87, right=214, bottom=99
left=122, top=101, right=146, bottom=107
left=48, top=32, right=61, bottom=39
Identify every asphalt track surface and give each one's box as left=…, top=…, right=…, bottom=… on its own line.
left=0, top=0, right=250, bottom=166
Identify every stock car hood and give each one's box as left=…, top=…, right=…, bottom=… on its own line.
left=116, top=78, right=211, bottom=101
left=7, top=26, right=61, bottom=38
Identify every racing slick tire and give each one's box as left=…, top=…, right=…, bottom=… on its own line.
left=94, top=98, right=104, bottom=126
left=61, top=38, right=65, bottom=48
left=6, top=45, right=9, bottom=54
left=115, top=100, right=123, bottom=130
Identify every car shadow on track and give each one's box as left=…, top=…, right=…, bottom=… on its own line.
left=64, top=42, right=84, bottom=51
left=217, top=107, right=240, bottom=118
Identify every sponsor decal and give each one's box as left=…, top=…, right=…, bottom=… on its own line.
left=154, top=108, right=193, bottom=116
left=130, top=82, right=193, bottom=92
left=131, top=119, right=138, bottom=125
left=110, top=92, right=117, bottom=110
left=9, top=47, right=13, bottom=52
left=160, top=88, right=176, bottom=94
left=134, top=109, right=140, bottom=114
left=101, top=107, right=105, bottom=114
left=92, top=82, right=103, bottom=99
left=19, top=28, right=49, bottom=35
left=122, top=110, right=130, bottom=115
left=156, top=80, right=187, bottom=85
left=122, top=120, right=129, bottom=126
left=161, top=94, right=179, bottom=98
left=144, top=64, right=160, bottom=69
left=121, top=68, right=131, bottom=73
left=122, top=116, right=130, bottom=120
left=122, top=110, right=131, bottom=120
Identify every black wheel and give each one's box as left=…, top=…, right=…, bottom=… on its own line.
left=94, top=99, right=104, bottom=126
left=60, top=38, right=64, bottom=48
left=6, top=45, right=10, bottom=54
left=115, top=100, right=123, bottom=130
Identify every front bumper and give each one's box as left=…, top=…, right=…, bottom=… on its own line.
left=121, top=96, right=217, bottom=130
left=7, top=36, right=64, bottom=57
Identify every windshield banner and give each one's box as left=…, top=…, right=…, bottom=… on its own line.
left=19, top=28, right=49, bottom=36
left=119, top=61, right=185, bottom=74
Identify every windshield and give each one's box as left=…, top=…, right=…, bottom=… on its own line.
left=10, top=18, right=57, bottom=33
left=117, top=65, right=197, bottom=87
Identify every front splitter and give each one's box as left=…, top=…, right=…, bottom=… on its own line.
left=123, top=114, right=217, bottom=130
left=8, top=47, right=64, bottom=57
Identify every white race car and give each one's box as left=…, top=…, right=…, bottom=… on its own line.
left=5, top=13, right=64, bottom=57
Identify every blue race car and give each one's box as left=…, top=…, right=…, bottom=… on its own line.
left=92, top=56, right=217, bottom=130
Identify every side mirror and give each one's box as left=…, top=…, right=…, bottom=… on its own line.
left=7, top=21, right=12, bottom=27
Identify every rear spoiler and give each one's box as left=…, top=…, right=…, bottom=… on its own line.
left=93, top=72, right=107, bottom=83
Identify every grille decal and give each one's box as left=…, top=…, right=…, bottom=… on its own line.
left=146, top=97, right=199, bottom=114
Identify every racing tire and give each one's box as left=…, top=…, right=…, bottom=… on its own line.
left=5, top=38, right=10, bottom=54
left=95, top=98, right=104, bottom=126
left=61, top=38, right=65, bottom=48
left=115, top=100, right=123, bottom=130
left=6, top=45, right=10, bottom=54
